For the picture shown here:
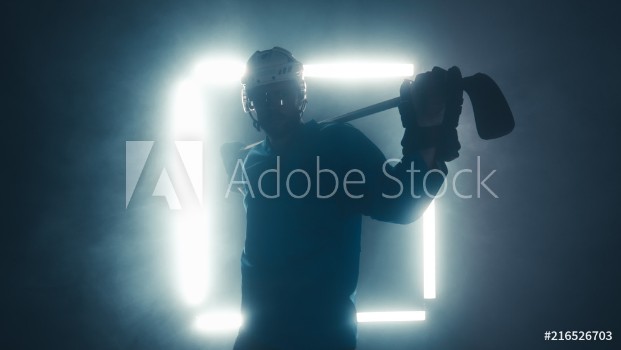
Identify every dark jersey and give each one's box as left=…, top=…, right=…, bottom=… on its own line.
left=234, top=120, right=446, bottom=350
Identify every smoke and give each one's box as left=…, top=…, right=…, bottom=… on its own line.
left=6, top=0, right=620, bottom=349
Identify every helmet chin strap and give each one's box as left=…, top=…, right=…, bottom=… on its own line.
left=248, top=110, right=261, bottom=131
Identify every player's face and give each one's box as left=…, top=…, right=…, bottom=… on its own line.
left=248, top=81, right=302, bottom=138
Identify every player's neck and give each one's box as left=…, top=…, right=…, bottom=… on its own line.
left=267, top=121, right=304, bottom=153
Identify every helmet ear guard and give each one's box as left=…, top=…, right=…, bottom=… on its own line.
left=240, top=87, right=260, bottom=130
left=241, top=88, right=253, bottom=114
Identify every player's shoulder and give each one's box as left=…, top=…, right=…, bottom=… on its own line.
left=243, top=140, right=265, bottom=153
left=244, top=139, right=270, bottom=165
left=307, top=120, right=383, bottom=161
left=314, top=120, right=369, bottom=143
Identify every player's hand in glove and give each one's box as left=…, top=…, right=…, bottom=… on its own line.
left=398, top=66, right=463, bottom=162
left=399, top=67, right=448, bottom=128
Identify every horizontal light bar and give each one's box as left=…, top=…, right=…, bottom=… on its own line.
left=303, top=63, right=414, bottom=78
left=193, top=60, right=246, bottom=84
left=194, top=310, right=426, bottom=333
left=357, top=311, right=426, bottom=323
left=194, top=312, right=244, bottom=332
left=187, top=61, right=415, bottom=85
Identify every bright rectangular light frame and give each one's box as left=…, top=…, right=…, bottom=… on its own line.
left=171, top=59, right=436, bottom=332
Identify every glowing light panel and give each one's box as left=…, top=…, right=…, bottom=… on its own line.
left=304, top=63, right=414, bottom=78
left=193, top=59, right=246, bottom=85
left=193, top=310, right=425, bottom=333
left=174, top=213, right=209, bottom=306
left=194, top=312, right=244, bottom=332
left=170, top=57, right=436, bottom=330
left=423, top=201, right=436, bottom=299
left=357, top=311, right=426, bottom=323
left=184, top=61, right=415, bottom=84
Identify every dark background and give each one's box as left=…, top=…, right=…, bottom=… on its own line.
left=4, top=0, right=620, bottom=349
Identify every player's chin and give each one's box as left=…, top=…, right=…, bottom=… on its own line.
left=265, top=123, right=290, bottom=138
left=262, top=115, right=295, bottom=136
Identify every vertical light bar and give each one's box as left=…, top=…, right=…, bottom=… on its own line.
left=169, top=58, right=244, bottom=307
left=174, top=212, right=209, bottom=305
left=171, top=79, right=206, bottom=139
left=171, top=75, right=209, bottom=306
left=423, top=200, right=436, bottom=299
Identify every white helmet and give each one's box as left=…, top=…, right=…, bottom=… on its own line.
left=241, top=47, right=307, bottom=128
